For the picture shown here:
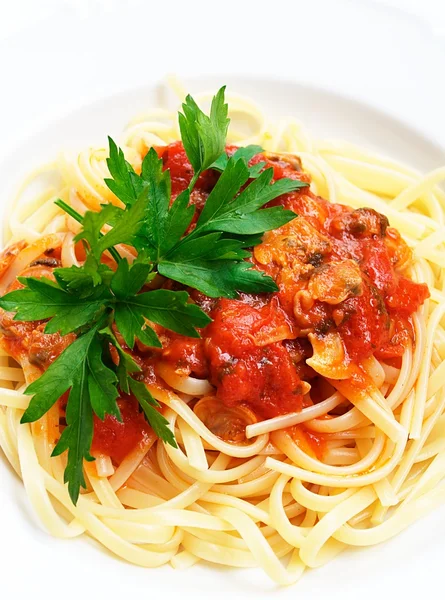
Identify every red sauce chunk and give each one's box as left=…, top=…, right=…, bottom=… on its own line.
left=205, top=299, right=304, bottom=418
left=91, top=395, right=151, bottom=463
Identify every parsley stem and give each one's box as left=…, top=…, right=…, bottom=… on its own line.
left=188, top=171, right=200, bottom=193
left=55, top=198, right=83, bottom=225
left=55, top=199, right=123, bottom=264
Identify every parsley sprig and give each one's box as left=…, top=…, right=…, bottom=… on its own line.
left=0, top=87, right=308, bottom=504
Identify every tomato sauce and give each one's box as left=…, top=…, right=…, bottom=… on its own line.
left=91, top=395, right=151, bottom=464
left=286, top=425, right=327, bottom=461
left=204, top=299, right=303, bottom=418
left=155, top=142, right=429, bottom=422
left=0, top=142, right=429, bottom=462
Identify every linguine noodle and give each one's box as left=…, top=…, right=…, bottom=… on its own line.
left=1, top=84, right=445, bottom=586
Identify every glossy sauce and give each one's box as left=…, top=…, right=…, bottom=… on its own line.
left=0, top=142, right=429, bottom=461
left=91, top=395, right=151, bottom=463
left=157, top=143, right=428, bottom=415
left=95, top=143, right=428, bottom=458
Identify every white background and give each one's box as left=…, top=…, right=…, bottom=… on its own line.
left=0, top=0, right=444, bottom=160
left=0, top=1, right=445, bottom=598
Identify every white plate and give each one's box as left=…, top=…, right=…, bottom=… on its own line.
left=1, top=76, right=445, bottom=599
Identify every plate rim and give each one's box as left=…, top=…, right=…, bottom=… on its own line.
left=1, top=73, right=444, bottom=177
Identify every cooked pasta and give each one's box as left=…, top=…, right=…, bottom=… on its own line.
left=0, top=83, right=444, bottom=587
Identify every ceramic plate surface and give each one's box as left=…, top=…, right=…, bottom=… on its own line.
left=1, top=73, right=445, bottom=599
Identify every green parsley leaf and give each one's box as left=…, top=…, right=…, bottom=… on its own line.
left=203, top=238, right=250, bottom=260
left=22, top=326, right=121, bottom=504
left=105, top=143, right=196, bottom=260
left=54, top=264, right=113, bottom=298
left=195, top=156, right=250, bottom=227
left=124, top=151, right=196, bottom=261
left=86, top=335, right=120, bottom=421
left=155, top=156, right=307, bottom=297
left=178, top=86, right=229, bottom=184
left=21, top=330, right=98, bottom=423
left=78, top=192, right=149, bottom=261
left=99, top=325, right=176, bottom=448
left=159, top=259, right=278, bottom=299
left=218, top=170, right=307, bottom=216
left=0, top=277, right=110, bottom=335
left=165, top=232, right=250, bottom=262
left=160, top=189, right=195, bottom=255
left=194, top=161, right=306, bottom=236
left=74, top=204, right=119, bottom=258
left=109, top=258, right=162, bottom=349
left=137, top=147, right=191, bottom=261
left=105, top=137, right=144, bottom=206
left=211, top=144, right=266, bottom=178
left=51, top=367, right=95, bottom=505
left=140, top=148, right=171, bottom=258
left=114, top=302, right=161, bottom=349
left=248, top=162, right=267, bottom=178
left=119, top=289, right=211, bottom=338
left=21, top=321, right=179, bottom=504
left=128, top=378, right=177, bottom=448
left=221, top=232, right=264, bottom=248
left=207, top=206, right=296, bottom=236
left=99, top=326, right=141, bottom=394
left=110, top=257, right=152, bottom=299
